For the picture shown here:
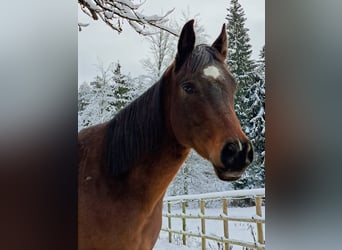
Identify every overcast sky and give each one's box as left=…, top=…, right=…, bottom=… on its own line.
left=78, top=0, right=265, bottom=85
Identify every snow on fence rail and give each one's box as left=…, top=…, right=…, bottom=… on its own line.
left=160, top=188, right=265, bottom=250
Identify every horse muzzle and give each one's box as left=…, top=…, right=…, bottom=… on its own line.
left=214, top=140, right=254, bottom=181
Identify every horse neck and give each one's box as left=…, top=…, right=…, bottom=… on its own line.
left=127, top=73, right=190, bottom=206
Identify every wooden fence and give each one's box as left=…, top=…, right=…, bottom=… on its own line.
left=160, top=188, right=265, bottom=250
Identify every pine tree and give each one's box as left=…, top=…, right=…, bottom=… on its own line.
left=257, top=45, right=265, bottom=74
left=226, top=0, right=255, bottom=86
left=226, top=0, right=256, bottom=139
left=111, top=62, right=133, bottom=110
left=78, top=62, right=135, bottom=131
left=78, top=82, right=94, bottom=130
left=232, top=46, right=265, bottom=189
left=226, top=0, right=265, bottom=189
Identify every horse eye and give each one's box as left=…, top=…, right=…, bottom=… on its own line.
left=182, top=82, right=195, bottom=94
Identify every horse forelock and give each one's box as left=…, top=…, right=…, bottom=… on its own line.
left=187, top=45, right=223, bottom=74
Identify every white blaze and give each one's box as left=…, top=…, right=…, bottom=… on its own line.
left=203, top=66, right=221, bottom=79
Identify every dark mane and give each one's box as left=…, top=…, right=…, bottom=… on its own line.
left=105, top=80, right=165, bottom=178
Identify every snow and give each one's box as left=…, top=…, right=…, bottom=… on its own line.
left=80, top=0, right=176, bottom=36
left=155, top=206, right=265, bottom=250
left=104, top=11, right=113, bottom=19
left=250, top=106, right=264, bottom=123
left=116, top=0, right=140, bottom=10
left=154, top=238, right=198, bottom=250
left=164, top=188, right=264, bottom=202
left=83, top=0, right=101, bottom=11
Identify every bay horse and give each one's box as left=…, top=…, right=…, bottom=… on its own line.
left=78, top=20, right=253, bottom=250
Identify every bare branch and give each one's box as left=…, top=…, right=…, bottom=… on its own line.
left=78, top=0, right=178, bottom=36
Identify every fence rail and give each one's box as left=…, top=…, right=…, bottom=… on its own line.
left=160, top=188, right=265, bottom=250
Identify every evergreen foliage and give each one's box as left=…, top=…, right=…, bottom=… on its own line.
left=111, top=63, right=133, bottom=110
left=226, top=0, right=255, bottom=89
left=78, top=62, right=136, bottom=131
left=226, top=0, right=265, bottom=189
left=232, top=45, right=265, bottom=189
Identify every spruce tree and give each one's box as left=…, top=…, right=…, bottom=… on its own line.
left=226, top=0, right=265, bottom=189
left=225, top=0, right=256, bottom=133
left=226, top=0, right=255, bottom=88
left=232, top=46, right=265, bottom=189
left=111, top=62, right=133, bottom=110
left=78, top=62, right=135, bottom=131
left=78, top=82, right=94, bottom=130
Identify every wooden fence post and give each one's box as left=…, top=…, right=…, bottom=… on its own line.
left=222, top=198, right=230, bottom=250
left=182, top=200, right=187, bottom=246
left=255, top=196, right=264, bottom=249
left=161, top=189, right=265, bottom=250
left=200, top=199, right=206, bottom=250
left=167, top=201, right=172, bottom=243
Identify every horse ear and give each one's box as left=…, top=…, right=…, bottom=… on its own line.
left=212, top=24, right=227, bottom=59
left=175, top=20, right=195, bottom=72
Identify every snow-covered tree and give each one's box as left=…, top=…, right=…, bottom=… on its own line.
left=130, top=74, right=155, bottom=96
left=78, top=82, right=96, bottom=128
left=224, top=0, right=265, bottom=190
left=141, top=11, right=209, bottom=83
left=78, top=0, right=177, bottom=35
left=111, top=62, right=135, bottom=110
left=256, top=45, right=265, bottom=75
left=141, top=20, right=177, bottom=82
left=232, top=46, right=265, bottom=189
left=226, top=0, right=255, bottom=90
left=78, top=61, right=136, bottom=131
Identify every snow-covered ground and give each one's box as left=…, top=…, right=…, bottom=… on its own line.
left=154, top=238, right=199, bottom=250
left=154, top=206, right=265, bottom=250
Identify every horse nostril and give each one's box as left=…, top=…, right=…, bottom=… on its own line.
left=221, top=142, right=239, bottom=164
left=221, top=141, right=239, bottom=167
left=226, top=142, right=238, bottom=155
left=220, top=140, right=254, bottom=170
